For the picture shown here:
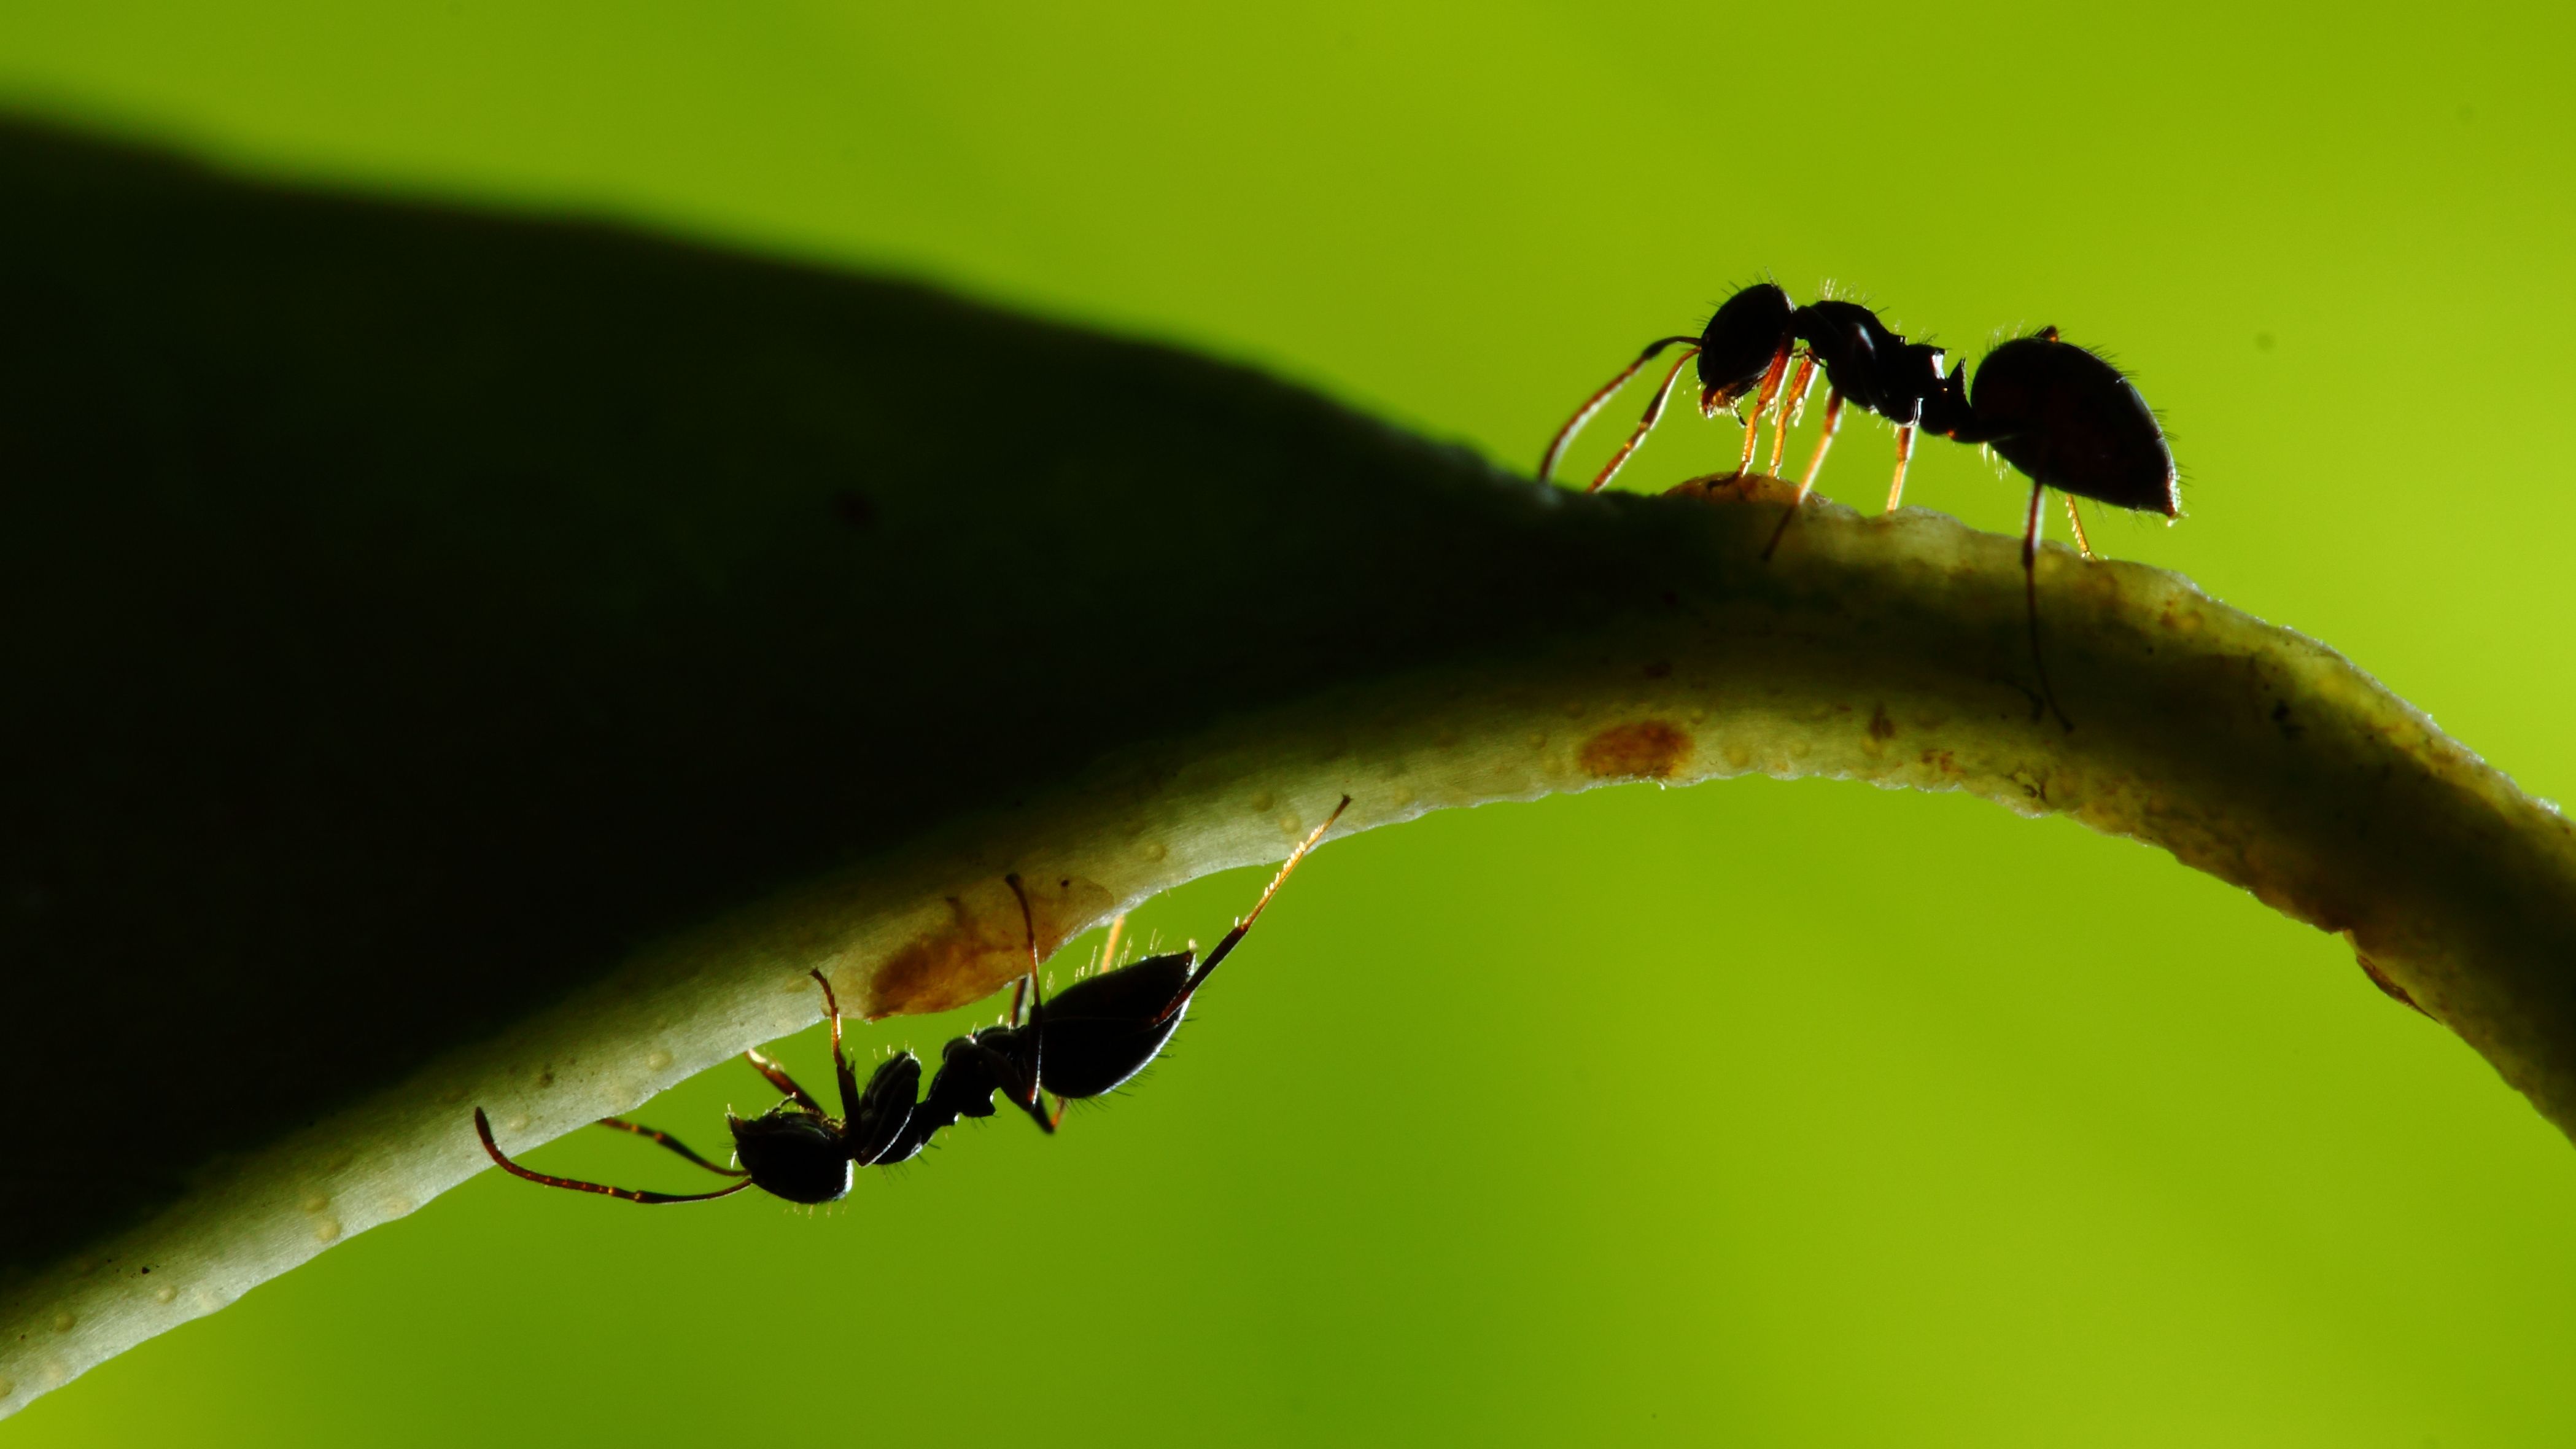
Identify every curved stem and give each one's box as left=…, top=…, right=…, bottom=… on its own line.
left=4, top=118, right=2571, bottom=1414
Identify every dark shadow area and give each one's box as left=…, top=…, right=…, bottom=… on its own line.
left=0, top=118, right=1691, bottom=1275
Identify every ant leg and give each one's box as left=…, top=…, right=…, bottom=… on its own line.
left=1003, top=874, right=1052, bottom=1117
left=1797, top=389, right=1845, bottom=497
left=2020, top=482, right=2073, bottom=731
left=1018, top=1087, right=1060, bottom=1135
left=473, top=1108, right=753, bottom=1205
left=1766, top=355, right=1817, bottom=477
left=950, top=1033, right=1055, bottom=1135
left=1762, top=388, right=1845, bottom=561
left=1538, top=335, right=1702, bottom=482
left=1730, top=345, right=1794, bottom=475
left=2062, top=494, right=2096, bottom=559
left=808, top=969, right=867, bottom=1125
left=845, top=1053, right=923, bottom=1165
left=1586, top=347, right=1701, bottom=494
left=592, top=1117, right=749, bottom=1178
left=1886, top=422, right=1918, bottom=512
left=742, top=1047, right=824, bottom=1116
left=1093, top=911, right=1128, bottom=976
left=1151, top=795, right=1351, bottom=1026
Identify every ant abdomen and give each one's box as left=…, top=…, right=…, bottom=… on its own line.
left=914, top=799, right=1352, bottom=1138
left=1965, top=333, right=2178, bottom=517
left=1036, top=951, right=1200, bottom=1100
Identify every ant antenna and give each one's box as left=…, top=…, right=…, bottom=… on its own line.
left=473, top=1108, right=755, bottom=1205
left=592, top=1117, right=751, bottom=1178
left=1585, top=346, right=1701, bottom=494
left=1537, top=335, right=1700, bottom=483
left=1150, top=794, right=1352, bottom=1026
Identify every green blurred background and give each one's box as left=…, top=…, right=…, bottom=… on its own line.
left=7, top=1, right=2574, bottom=1442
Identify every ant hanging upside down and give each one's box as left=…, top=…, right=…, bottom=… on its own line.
left=472, top=796, right=1352, bottom=1206
left=1537, top=282, right=2178, bottom=726
left=891, top=794, right=1351, bottom=1148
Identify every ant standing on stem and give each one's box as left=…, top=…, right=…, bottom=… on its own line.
left=471, top=794, right=1352, bottom=1206
left=1538, top=282, right=2178, bottom=726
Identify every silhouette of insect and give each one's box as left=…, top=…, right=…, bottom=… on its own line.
left=882, top=794, right=1353, bottom=1154
left=1538, top=284, right=2176, bottom=726
left=473, top=969, right=928, bottom=1205
left=1538, top=282, right=1960, bottom=505
left=471, top=794, right=1354, bottom=1203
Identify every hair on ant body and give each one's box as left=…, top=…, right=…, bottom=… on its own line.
left=887, top=795, right=1352, bottom=1146
left=1540, top=284, right=2176, bottom=728
left=472, top=796, right=1354, bottom=1206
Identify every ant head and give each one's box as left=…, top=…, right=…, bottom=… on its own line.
left=1696, top=283, right=1794, bottom=413
left=726, top=1107, right=856, bottom=1205
left=1971, top=332, right=2178, bottom=516
left=1034, top=949, right=1200, bottom=1101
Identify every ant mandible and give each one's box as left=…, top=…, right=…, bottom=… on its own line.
left=1538, top=284, right=2177, bottom=726
left=885, top=794, right=1352, bottom=1151
left=473, top=969, right=928, bottom=1206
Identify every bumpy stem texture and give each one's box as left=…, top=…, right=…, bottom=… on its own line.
left=2, top=119, right=2570, bottom=1414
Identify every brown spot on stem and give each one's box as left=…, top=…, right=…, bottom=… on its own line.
left=1579, top=720, right=1694, bottom=780
left=1664, top=472, right=1793, bottom=507
left=1868, top=704, right=1896, bottom=740
left=865, top=876, right=1114, bottom=1018
left=2356, top=951, right=2430, bottom=1017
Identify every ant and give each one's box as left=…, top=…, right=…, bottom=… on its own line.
left=1538, top=283, right=2176, bottom=726
left=471, top=794, right=1352, bottom=1205
left=889, top=794, right=1351, bottom=1148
